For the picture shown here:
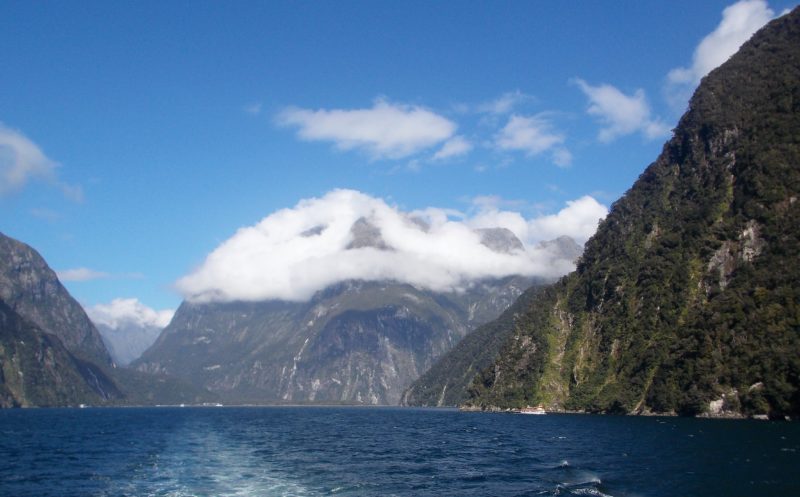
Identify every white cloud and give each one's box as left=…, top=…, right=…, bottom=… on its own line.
left=573, top=79, right=670, bottom=143
left=0, top=123, right=83, bottom=200
left=57, top=267, right=110, bottom=282
left=666, top=0, right=776, bottom=108
left=87, top=298, right=175, bottom=330
left=433, top=135, right=473, bottom=160
left=494, top=114, right=571, bottom=165
left=277, top=99, right=456, bottom=159
left=176, top=189, right=608, bottom=303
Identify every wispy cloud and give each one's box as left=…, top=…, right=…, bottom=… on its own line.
left=30, top=207, right=62, bottom=222
left=57, top=267, right=110, bottom=282
left=176, top=189, right=608, bottom=303
left=665, top=0, right=776, bottom=109
left=433, top=135, right=473, bottom=160
left=243, top=102, right=263, bottom=115
left=494, top=114, right=571, bottom=166
left=277, top=98, right=456, bottom=160
left=0, top=123, right=83, bottom=201
left=57, top=268, right=144, bottom=282
left=477, top=90, right=536, bottom=115
left=573, top=79, right=670, bottom=143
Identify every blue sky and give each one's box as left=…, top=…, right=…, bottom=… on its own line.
left=1, top=1, right=794, bottom=322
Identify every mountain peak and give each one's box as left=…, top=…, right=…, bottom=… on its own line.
left=475, top=228, right=524, bottom=254
left=346, top=217, right=392, bottom=250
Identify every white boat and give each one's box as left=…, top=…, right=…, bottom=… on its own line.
left=519, top=405, right=546, bottom=415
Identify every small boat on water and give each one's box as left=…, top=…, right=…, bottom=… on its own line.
left=519, top=405, right=546, bottom=415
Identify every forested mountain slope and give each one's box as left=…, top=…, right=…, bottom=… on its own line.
left=465, top=9, right=800, bottom=418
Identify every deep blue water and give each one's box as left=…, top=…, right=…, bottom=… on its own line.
left=1, top=407, right=799, bottom=497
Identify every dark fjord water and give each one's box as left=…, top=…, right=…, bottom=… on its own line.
left=1, top=407, right=798, bottom=497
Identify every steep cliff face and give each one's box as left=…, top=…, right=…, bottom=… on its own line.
left=0, top=299, right=120, bottom=407
left=0, top=232, right=111, bottom=365
left=465, top=9, right=800, bottom=417
left=136, top=277, right=536, bottom=404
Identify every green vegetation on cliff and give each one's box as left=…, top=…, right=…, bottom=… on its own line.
left=465, top=9, right=800, bottom=417
left=401, top=285, right=545, bottom=406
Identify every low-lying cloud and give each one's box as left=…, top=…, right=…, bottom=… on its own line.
left=87, top=298, right=175, bottom=330
left=176, top=189, right=608, bottom=303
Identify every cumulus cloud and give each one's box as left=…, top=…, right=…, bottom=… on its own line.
left=0, top=123, right=83, bottom=200
left=494, top=114, right=571, bottom=166
left=573, top=79, right=670, bottom=143
left=277, top=99, right=456, bottom=159
left=176, top=189, right=608, bottom=303
left=57, top=267, right=110, bottom=282
left=87, top=298, right=175, bottom=330
left=666, top=0, right=776, bottom=108
left=433, top=135, right=473, bottom=160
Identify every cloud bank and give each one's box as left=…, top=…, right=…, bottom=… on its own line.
left=277, top=99, right=456, bottom=159
left=176, top=189, right=608, bottom=303
left=0, top=123, right=82, bottom=200
left=666, top=0, right=777, bottom=108
left=87, top=298, right=175, bottom=330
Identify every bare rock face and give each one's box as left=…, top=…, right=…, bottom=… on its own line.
left=475, top=228, right=525, bottom=254
left=346, top=218, right=391, bottom=250
left=0, top=232, right=111, bottom=365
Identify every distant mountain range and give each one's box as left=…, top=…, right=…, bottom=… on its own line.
left=407, top=8, right=800, bottom=418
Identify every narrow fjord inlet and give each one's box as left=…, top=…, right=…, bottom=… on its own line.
left=1, top=1, right=799, bottom=496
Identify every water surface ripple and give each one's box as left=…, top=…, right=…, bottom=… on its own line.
left=1, top=407, right=798, bottom=496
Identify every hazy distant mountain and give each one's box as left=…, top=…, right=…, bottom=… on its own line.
left=95, top=322, right=163, bottom=366
left=458, top=10, right=800, bottom=418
